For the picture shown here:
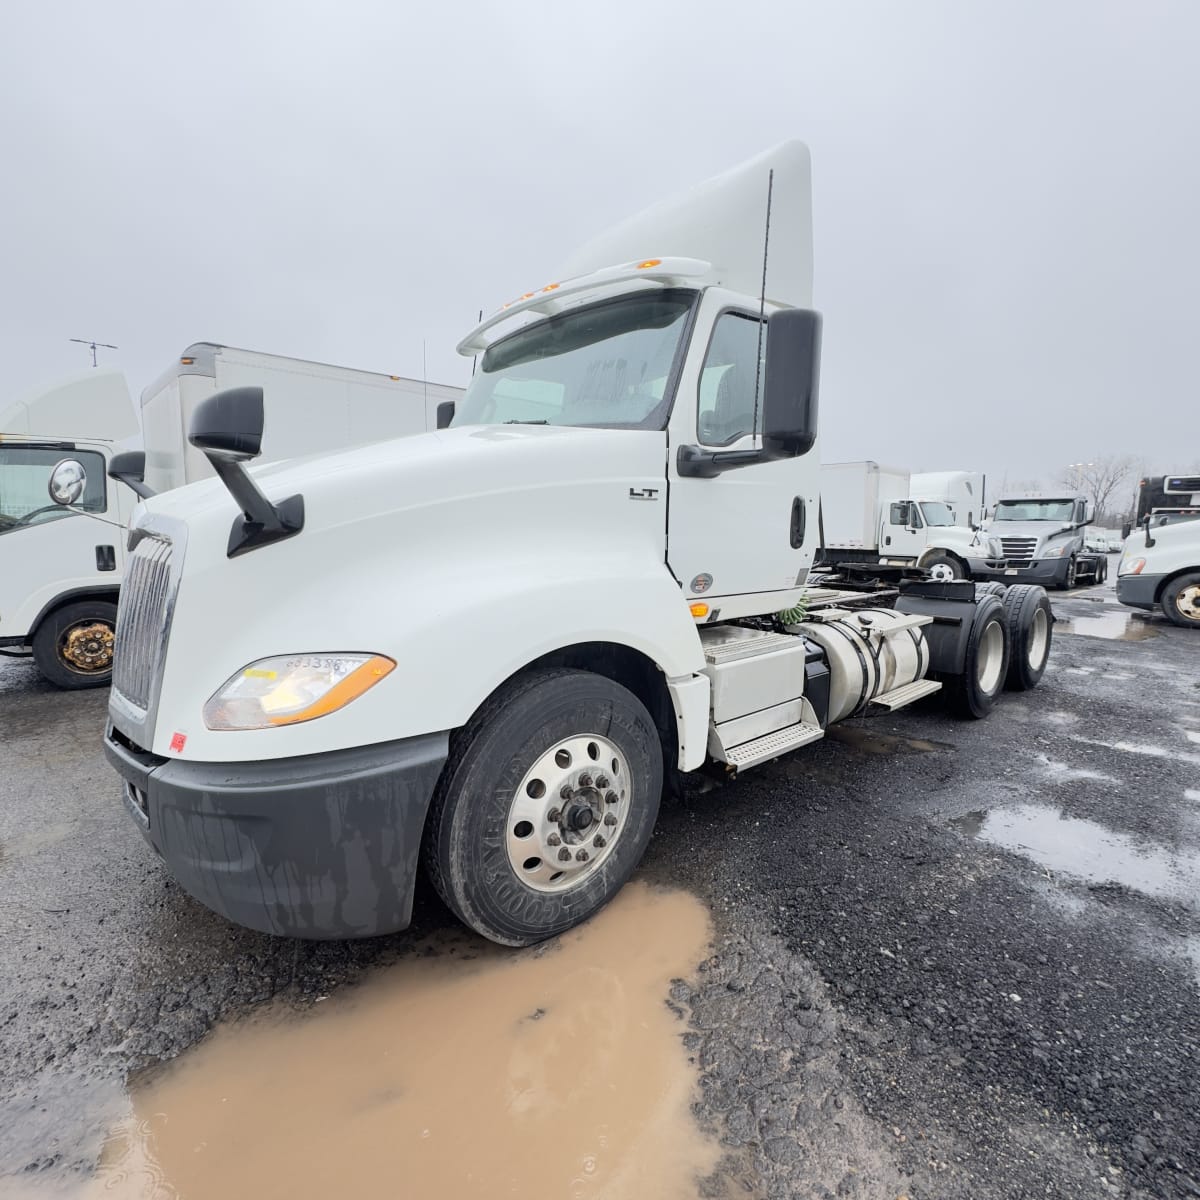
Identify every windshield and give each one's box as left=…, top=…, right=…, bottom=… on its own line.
left=993, top=499, right=1075, bottom=522
left=0, top=446, right=106, bottom=536
left=452, top=290, right=695, bottom=430
left=919, top=501, right=956, bottom=526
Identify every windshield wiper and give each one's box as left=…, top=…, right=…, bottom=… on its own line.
left=504, top=419, right=550, bottom=425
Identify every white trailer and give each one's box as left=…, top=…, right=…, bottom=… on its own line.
left=86, top=142, right=1056, bottom=947
left=818, top=461, right=996, bottom=581
left=4, top=348, right=463, bottom=688
left=142, top=343, right=462, bottom=494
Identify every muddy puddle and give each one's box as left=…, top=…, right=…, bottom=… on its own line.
left=20, top=883, right=717, bottom=1200
left=951, top=804, right=1200, bottom=902
left=1056, top=610, right=1158, bottom=641
left=827, top=725, right=953, bottom=755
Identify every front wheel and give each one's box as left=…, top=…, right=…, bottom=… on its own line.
left=422, top=668, right=663, bottom=946
left=1057, top=555, right=1078, bottom=591
left=1161, top=573, right=1200, bottom=629
left=921, top=552, right=966, bottom=582
left=31, top=600, right=118, bottom=689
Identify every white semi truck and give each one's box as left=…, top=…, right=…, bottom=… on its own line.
left=817, top=461, right=997, bottom=581
left=2, top=346, right=463, bottom=688
left=1117, top=473, right=1200, bottom=628
left=970, top=492, right=1105, bottom=589
left=77, top=142, right=1055, bottom=947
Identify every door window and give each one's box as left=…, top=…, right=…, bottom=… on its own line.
left=697, top=313, right=765, bottom=447
left=0, top=447, right=106, bottom=537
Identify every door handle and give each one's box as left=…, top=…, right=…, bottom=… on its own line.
left=790, top=497, right=806, bottom=548
left=95, top=545, right=116, bottom=572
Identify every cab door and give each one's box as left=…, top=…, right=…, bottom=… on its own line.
left=666, top=294, right=820, bottom=606
left=881, top=500, right=926, bottom=560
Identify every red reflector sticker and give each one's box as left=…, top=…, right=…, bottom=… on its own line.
left=169, top=732, right=187, bottom=754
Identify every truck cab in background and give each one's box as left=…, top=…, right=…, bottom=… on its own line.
left=909, top=470, right=986, bottom=530
left=1118, top=473, right=1200, bottom=628
left=972, top=493, right=1103, bottom=589
left=818, top=461, right=994, bottom=581
left=0, top=370, right=140, bottom=687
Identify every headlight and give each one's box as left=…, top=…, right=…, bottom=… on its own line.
left=204, top=653, right=395, bottom=731
left=1041, top=545, right=1068, bottom=557
left=987, top=537, right=1003, bottom=557
left=1121, top=558, right=1146, bottom=576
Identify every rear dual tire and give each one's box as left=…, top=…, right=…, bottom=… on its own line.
left=1000, top=584, right=1053, bottom=690
left=945, top=594, right=1009, bottom=719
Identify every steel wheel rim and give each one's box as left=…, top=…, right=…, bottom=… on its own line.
left=1027, top=607, right=1049, bottom=669
left=59, top=620, right=115, bottom=674
left=928, top=562, right=957, bottom=582
left=1177, top=584, right=1200, bottom=620
left=506, top=733, right=630, bottom=893
left=976, top=620, right=1005, bottom=694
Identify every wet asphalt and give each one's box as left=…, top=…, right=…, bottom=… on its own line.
left=2, top=572, right=1198, bottom=1199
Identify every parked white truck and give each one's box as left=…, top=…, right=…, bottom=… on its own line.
left=1118, top=473, right=1200, bottom=628
left=3, top=346, right=463, bottom=688
left=78, top=142, right=1054, bottom=946
left=971, top=492, right=1105, bottom=589
left=817, top=461, right=997, bottom=581
left=0, top=370, right=141, bottom=686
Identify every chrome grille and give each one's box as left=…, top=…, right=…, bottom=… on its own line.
left=999, top=537, right=1037, bottom=562
left=113, top=535, right=174, bottom=711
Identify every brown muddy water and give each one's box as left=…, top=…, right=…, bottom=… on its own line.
left=24, top=884, right=718, bottom=1200
left=1056, top=610, right=1158, bottom=641
left=826, top=725, right=953, bottom=755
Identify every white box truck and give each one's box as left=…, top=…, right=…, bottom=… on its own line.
left=84, top=142, right=1055, bottom=947
left=0, top=369, right=141, bottom=686
left=1117, top=473, right=1200, bottom=627
left=818, top=461, right=997, bottom=581
left=3, top=347, right=463, bottom=688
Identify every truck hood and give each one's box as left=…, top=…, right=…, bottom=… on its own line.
left=141, top=423, right=666, bottom=537
left=986, top=520, right=1078, bottom=553
left=1122, top=518, right=1200, bottom=562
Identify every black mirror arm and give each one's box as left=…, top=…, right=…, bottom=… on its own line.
left=676, top=444, right=768, bottom=479
left=110, top=470, right=155, bottom=500
left=207, top=457, right=304, bottom=558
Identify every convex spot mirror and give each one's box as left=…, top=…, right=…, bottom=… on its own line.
left=762, top=307, right=821, bottom=458
left=48, top=458, right=88, bottom=506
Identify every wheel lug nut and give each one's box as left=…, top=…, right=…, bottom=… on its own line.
left=593, top=835, right=606, bottom=849
left=547, top=833, right=561, bottom=846
left=605, top=791, right=618, bottom=805
left=547, top=808, right=561, bottom=823
left=596, top=776, right=609, bottom=789
left=575, top=849, right=589, bottom=862
left=604, top=812, right=617, bottom=826
left=578, top=773, right=592, bottom=788
left=558, top=847, right=571, bottom=862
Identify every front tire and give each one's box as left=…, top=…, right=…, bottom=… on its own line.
left=1161, top=573, right=1200, bottom=629
left=1001, top=584, right=1053, bottom=691
left=31, top=600, right=118, bottom=689
left=422, top=668, right=663, bottom=946
left=1057, top=555, right=1078, bottom=591
left=921, top=552, right=965, bottom=582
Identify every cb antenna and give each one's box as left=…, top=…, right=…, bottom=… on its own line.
left=70, top=338, right=118, bottom=367
left=750, top=169, right=774, bottom=444
left=471, top=308, right=483, bottom=377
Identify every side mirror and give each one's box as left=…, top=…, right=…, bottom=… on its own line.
left=1121, top=522, right=1131, bottom=540
left=189, top=386, right=265, bottom=462
left=436, top=400, right=456, bottom=430
left=762, top=307, right=821, bottom=458
left=48, top=458, right=88, bottom=506
left=108, top=450, right=155, bottom=500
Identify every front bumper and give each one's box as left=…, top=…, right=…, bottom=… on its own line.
left=104, top=725, right=449, bottom=939
left=967, top=557, right=1069, bottom=585
left=1116, top=572, right=1163, bottom=612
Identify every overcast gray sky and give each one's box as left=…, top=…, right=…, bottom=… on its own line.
left=2, top=0, right=1197, bottom=490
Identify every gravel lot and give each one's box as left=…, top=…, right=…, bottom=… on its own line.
left=2, top=576, right=1198, bottom=1199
